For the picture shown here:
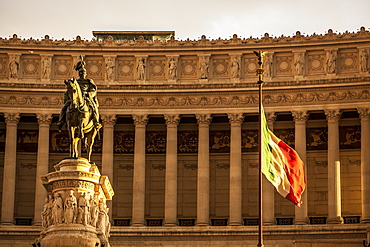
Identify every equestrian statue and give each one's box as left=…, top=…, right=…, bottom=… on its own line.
left=57, top=56, right=102, bottom=162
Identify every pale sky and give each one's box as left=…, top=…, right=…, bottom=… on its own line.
left=0, top=0, right=369, bottom=41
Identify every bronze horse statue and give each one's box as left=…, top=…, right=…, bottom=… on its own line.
left=64, top=78, right=98, bottom=162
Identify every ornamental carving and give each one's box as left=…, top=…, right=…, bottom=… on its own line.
left=292, top=110, right=308, bottom=122
left=244, top=56, right=258, bottom=77
left=164, top=114, right=180, bottom=125
left=180, top=57, right=197, bottom=78
left=358, top=107, right=370, bottom=118
left=149, top=58, right=165, bottom=78
left=114, top=131, right=134, bottom=153
left=275, top=53, right=293, bottom=76
left=22, top=56, right=40, bottom=77
left=54, top=56, right=72, bottom=78
left=326, top=50, right=337, bottom=74
left=324, top=109, right=341, bottom=121
left=212, top=57, right=228, bottom=77
left=307, top=51, right=325, bottom=75
left=0, top=55, right=7, bottom=77
left=36, top=113, right=52, bottom=125
left=117, top=58, right=134, bottom=78
left=86, top=57, right=103, bottom=78
left=101, top=114, right=117, bottom=126
left=228, top=113, right=244, bottom=125
left=1, top=28, right=369, bottom=48
left=339, top=49, right=358, bottom=73
left=196, top=113, right=212, bottom=125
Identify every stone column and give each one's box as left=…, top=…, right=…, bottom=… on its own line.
left=292, top=110, right=309, bottom=224
left=358, top=108, right=370, bottom=222
left=263, top=112, right=276, bottom=225
left=324, top=109, right=343, bottom=224
left=1, top=113, right=20, bottom=225
left=164, top=114, right=180, bottom=226
left=195, top=113, right=212, bottom=226
left=33, top=113, right=52, bottom=226
left=101, top=114, right=116, bottom=222
left=228, top=113, right=244, bottom=226
left=131, top=114, right=148, bottom=226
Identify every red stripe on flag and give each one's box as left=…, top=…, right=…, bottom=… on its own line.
left=277, top=140, right=306, bottom=207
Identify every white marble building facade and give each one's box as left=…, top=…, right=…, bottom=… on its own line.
left=0, top=29, right=370, bottom=246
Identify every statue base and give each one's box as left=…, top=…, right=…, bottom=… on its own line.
left=36, top=158, right=114, bottom=247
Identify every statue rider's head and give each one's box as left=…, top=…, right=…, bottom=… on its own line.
left=78, top=68, right=87, bottom=79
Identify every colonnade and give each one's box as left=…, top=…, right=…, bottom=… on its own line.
left=1, top=108, right=370, bottom=226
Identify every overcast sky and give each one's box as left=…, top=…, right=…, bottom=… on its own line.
left=0, top=0, right=369, bottom=41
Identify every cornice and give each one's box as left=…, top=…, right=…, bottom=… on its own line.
left=1, top=27, right=369, bottom=51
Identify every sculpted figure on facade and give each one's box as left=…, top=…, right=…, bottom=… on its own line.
left=360, top=49, right=369, bottom=72
left=9, top=55, right=19, bottom=79
left=105, top=57, right=115, bottom=81
left=230, top=56, right=240, bottom=79
left=168, top=57, right=177, bottom=80
left=294, top=53, right=304, bottom=75
left=326, top=50, right=337, bottom=74
left=64, top=190, right=77, bottom=224
left=136, top=58, right=146, bottom=80
left=199, top=56, right=209, bottom=79
left=42, top=56, right=52, bottom=79
left=51, top=193, right=64, bottom=225
left=263, top=53, right=273, bottom=78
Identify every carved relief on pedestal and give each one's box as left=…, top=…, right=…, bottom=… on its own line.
left=39, top=158, right=114, bottom=247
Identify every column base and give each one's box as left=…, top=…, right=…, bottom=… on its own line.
left=294, top=218, right=309, bottom=225
left=0, top=221, right=14, bottom=225
left=131, top=223, right=145, bottom=227
left=327, top=216, right=343, bottom=224
left=196, top=221, right=209, bottom=226
left=163, top=222, right=177, bottom=227
left=228, top=221, right=242, bottom=226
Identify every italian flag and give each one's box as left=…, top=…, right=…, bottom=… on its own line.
left=261, top=105, right=306, bottom=207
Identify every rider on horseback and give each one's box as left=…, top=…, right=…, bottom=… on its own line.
left=57, top=58, right=102, bottom=131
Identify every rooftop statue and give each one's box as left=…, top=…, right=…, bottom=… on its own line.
left=57, top=56, right=102, bottom=162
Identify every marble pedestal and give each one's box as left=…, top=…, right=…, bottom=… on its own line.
left=35, top=158, right=114, bottom=247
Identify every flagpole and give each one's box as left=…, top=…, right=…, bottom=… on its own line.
left=255, top=51, right=265, bottom=247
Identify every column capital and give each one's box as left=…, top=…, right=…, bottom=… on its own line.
left=324, top=109, right=341, bottom=122
left=292, top=110, right=308, bottom=123
left=4, top=112, right=20, bottom=125
left=357, top=107, right=370, bottom=119
left=164, top=114, right=180, bottom=126
left=101, top=114, right=117, bottom=126
left=196, top=114, right=212, bottom=125
left=227, top=113, right=244, bottom=125
left=132, top=114, right=148, bottom=126
left=36, top=113, right=52, bottom=126
left=265, top=112, right=277, bottom=123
